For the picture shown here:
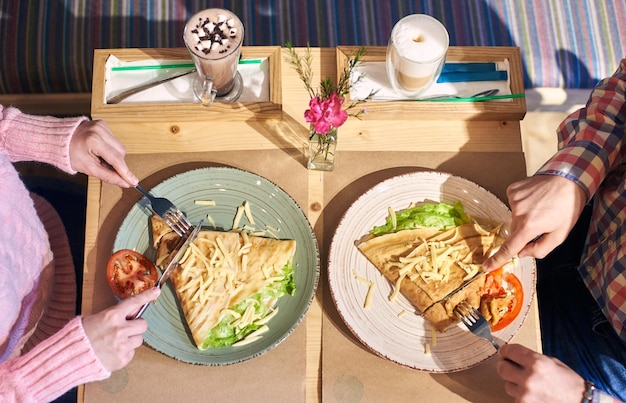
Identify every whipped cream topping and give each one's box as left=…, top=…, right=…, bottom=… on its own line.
left=190, top=14, right=240, bottom=55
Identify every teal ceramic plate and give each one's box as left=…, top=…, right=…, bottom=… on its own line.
left=113, top=167, right=319, bottom=365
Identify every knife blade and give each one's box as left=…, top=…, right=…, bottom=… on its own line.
left=156, top=219, right=203, bottom=287
left=133, top=219, right=203, bottom=319
left=417, top=271, right=487, bottom=316
left=443, top=270, right=486, bottom=301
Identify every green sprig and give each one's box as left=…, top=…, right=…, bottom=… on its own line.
left=284, top=43, right=375, bottom=116
left=285, top=42, right=316, bottom=99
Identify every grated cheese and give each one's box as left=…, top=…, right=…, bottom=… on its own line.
left=472, top=222, right=493, bottom=236
left=390, top=274, right=405, bottom=301
left=363, top=281, right=375, bottom=309
left=232, top=336, right=261, bottom=346
left=388, top=207, right=397, bottom=230
left=243, top=200, right=255, bottom=224
left=206, top=214, right=216, bottom=228
left=232, top=325, right=269, bottom=346
left=171, top=199, right=292, bottom=346
left=221, top=308, right=241, bottom=319
left=232, top=205, right=245, bottom=229
left=353, top=271, right=375, bottom=309
left=256, top=308, right=279, bottom=325
left=238, top=242, right=252, bottom=256
left=194, top=200, right=216, bottom=206
left=216, top=237, right=234, bottom=268
left=261, top=265, right=272, bottom=279
left=265, top=227, right=280, bottom=239
left=241, top=254, right=248, bottom=272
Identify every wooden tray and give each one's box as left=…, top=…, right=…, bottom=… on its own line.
left=91, top=47, right=282, bottom=120
left=337, top=46, right=526, bottom=121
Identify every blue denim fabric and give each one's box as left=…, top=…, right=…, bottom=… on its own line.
left=537, top=203, right=626, bottom=400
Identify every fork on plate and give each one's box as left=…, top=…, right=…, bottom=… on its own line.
left=135, top=184, right=192, bottom=236
left=454, top=300, right=500, bottom=350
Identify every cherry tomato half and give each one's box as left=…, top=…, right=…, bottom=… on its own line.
left=106, top=249, right=158, bottom=299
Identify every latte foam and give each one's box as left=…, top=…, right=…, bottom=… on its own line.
left=386, top=14, right=449, bottom=96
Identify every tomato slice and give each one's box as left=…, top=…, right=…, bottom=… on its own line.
left=490, top=272, right=524, bottom=331
left=107, top=249, right=158, bottom=299
left=482, top=269, right=524, bottom=332
left=482, top=267, right=505, bottom=298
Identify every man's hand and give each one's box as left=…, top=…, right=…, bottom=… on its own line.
left=69, top=120, right=138, bottom=187
left=497, top=343, right=585, bottom=402
left=82, top=287, right=160, bottom=372
left=482, top=174, right=587, bottom=271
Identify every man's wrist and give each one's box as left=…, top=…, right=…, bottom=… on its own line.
left=581, top=381, right=596, bottom=403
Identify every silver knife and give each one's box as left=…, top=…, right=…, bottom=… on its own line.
left=133, top=219, right=203, bottom=319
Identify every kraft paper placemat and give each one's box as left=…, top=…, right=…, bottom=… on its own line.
left=320, top=151, right=536, bottom=403
left=84, top=149, right=308, bottom=402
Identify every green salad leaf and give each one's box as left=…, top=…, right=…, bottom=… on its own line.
left=200, top=261, right=296, bottom=349
left=370, top=201, right=469, bottom=236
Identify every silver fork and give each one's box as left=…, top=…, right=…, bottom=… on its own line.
left=454, top=300, right=500, bottom=350
left=135, top=184, right=192, bottom=236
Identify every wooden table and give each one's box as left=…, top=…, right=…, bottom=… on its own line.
left=80, top=46, right=538, bottom=402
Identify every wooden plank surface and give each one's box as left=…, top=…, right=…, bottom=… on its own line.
left=82, top=46, right=531, bottom=403
left=91, top=47, right=525, bottom=155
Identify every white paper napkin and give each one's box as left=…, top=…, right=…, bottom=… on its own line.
left=104, top=55, right=270, bottom=104
left=350, top=60, right=512, bottom=101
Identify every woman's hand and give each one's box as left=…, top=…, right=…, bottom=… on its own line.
left=497, top=343, right=585, bottom=402
left=483, top=174, right=587, bottom=271
left=82, top=287, right=160, bottom=372
left=69, top=119, right=138, bottom=187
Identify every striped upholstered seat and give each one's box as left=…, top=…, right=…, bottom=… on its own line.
left=0, top=0, right=624, bottom=95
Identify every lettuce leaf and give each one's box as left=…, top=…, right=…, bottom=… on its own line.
left=370, top=201, right=469, bottom=236
left=200, top=261, right=296, bottom=349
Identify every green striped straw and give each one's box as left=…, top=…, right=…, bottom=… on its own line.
left=111, top=58, right=263, bottom=71
left=418, top=93, right=526, bottom=102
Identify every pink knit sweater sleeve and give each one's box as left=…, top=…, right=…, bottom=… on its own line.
left=0, top=105, right=109, bottom=400
left=0, top=317, right=110, bottom=402
left=0, top=105, right=87, bottom=173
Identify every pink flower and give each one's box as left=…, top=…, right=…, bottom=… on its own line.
left=304, top=93, right=348, bottom=135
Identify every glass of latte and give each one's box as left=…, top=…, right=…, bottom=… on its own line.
left=183, top=8, right=244, bottom=106
left=386, top=14, right=449, bottom=98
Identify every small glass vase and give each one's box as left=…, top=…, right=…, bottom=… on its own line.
left=307, top=126, right=338, bottom=171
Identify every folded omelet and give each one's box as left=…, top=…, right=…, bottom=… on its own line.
left=357, top=222, right=502, bottom=332
left=151, top=217, right=296, bottom=349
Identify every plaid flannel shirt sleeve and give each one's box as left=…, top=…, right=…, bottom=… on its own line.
left=536, top=59, right=626, bottom=198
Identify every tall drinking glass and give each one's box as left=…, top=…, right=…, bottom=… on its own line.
left=386, top=14, right=449, bottom=98
left=183, top=8, right=244, bottom=106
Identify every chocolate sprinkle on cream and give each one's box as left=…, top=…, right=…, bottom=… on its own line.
left=191, top=15, right=238, bottom=55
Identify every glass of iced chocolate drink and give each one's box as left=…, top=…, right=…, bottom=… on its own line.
left=184, top=8, right=244, bottom=106
left=386, top=14, right=449, bottom=98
